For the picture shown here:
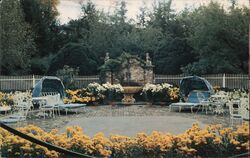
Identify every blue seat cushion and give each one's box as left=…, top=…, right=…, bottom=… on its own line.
left=58, top=104, right=86, bottom=109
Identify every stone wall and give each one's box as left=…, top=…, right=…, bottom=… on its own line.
left=101, top=53, right=154, bottom=85
left=144, top=66, right=154, bottom=84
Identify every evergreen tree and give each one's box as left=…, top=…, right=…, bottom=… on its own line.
left=137, top=2, right=148, bottom=28
left=0, top=0, right=36, bottom=75
left=20, top=0, right=59, bottom=57
left=182, top=2, right=250, bottom=74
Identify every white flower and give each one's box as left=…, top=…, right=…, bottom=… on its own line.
left=13, top=91, right=32, bottom=106
left=216, top=89, right=249, bottom=101
left=142, top=83, right=156, bottom=92
left=102, top=82, right=112, bottom=89
left=216, top=90, right=227, bottom=95
left=142, top=83, right=173, bottom=93
left=88, top=82, right=106, bottom=92
left=102, top=82, right=124, bottom=92
left=161, top=83, right=172, bottom=89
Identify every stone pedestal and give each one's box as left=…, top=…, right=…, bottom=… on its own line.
left=144, top=66, right=154, bottom=84
left=122, top=94, right=136, bottom=104
left=104, top=71, right=112, bottom=83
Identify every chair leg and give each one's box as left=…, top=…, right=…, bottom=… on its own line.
left=52, top=109, right=55, bottom=118
left=58, top=108, right=60, bottom=116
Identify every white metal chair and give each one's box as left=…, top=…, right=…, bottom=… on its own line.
left=197, top=92, right=211, bottom=114
left=39, top=95, right=57, bottom=119
left=228, top=101, right=243, bottom=126
left=239, top=98, right=249, bottom=121
left=1, top=93, right=32, bottom=123
left=209, top=94, right=228, bottom=115
left=42, top=92, right=58, bottom=96
left=53, top=94, right=63, bottom=116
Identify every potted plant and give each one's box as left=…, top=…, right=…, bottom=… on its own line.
left=141, top=83, right=175, bottom=105
left=102, top=82, right=124, bottom=104
left=86, top=82, right=106, bottom=105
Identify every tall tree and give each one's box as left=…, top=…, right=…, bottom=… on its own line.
left=18, top=0, right=249, bottom=76
left=146, top=0, right=194, bottom=74
left=182, top=2, right=250, bottom=74
left=115, top=0, right=127, bottom=24
left=20, top=0, right=59, bottom=57
left=149, top=0, right=174, bottom=32
left=48, top=43, right=98, bottom=75
left=137, top=2, right=148, bottom=28
left=0, top=0, right=36, bottom=75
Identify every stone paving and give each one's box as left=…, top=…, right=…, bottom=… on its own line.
left=9, top=104, right=233, bottom=136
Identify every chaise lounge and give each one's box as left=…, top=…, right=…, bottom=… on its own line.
left=169, top=76, right=213, bottom=113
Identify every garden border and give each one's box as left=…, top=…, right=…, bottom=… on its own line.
left=0, top=122, right=96, bottom=158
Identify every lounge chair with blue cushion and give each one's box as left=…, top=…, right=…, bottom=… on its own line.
left=169, top=76, right=213, bottom=113
left=51, top=95, right=86, bottom=115
left=169, top=91, right=210, bottom=113
left=57, top=103, right=86, bottom=115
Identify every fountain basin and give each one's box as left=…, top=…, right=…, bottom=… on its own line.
left=122, top=86, right=142, bottom=104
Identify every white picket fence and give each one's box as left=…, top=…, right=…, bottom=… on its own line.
left=0, top=74, right=248, bottom=91
left=0, top=75, right=99, bottom=91
left=154, top=74, right=249, bottom=89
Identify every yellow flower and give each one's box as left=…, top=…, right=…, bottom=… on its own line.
left=99, top=149, right=111, bottom=157
left=213, top=137, right=222, bottom=144
left=0, top=123, right=249, bottom=157
left=241, top=141, right=250, bottom=150
left=230, top=139, right=240, bottom=145
left=66, top=89, right=79, bottom=96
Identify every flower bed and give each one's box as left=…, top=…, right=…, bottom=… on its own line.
left=0, top=124, right=249, bottom=158
left=0, top=91, right=31, bottom=108
left=65, top=82, right=180, bottom=105
left=64, top=83, right=124, bottom=104
left=64, top=89, right=97, bottom=104
left=141, top=83, right=180, bottom=103
left=213, top=88, right=248, bottom=100
left=0, top=92, right=13, bottom=107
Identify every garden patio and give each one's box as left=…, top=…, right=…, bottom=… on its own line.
left=0, top=53, right=249, bottom=157
left=0, top=99, right=249, bottom=157
left=0, top=53, right=249, bottom=158
left=11, top=104, right=231, bottom=136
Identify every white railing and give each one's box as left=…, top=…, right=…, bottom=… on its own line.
left=154, top=74, right=249, bottom=89
left=0, top=74, right=248, bottom=90
left=0, top=75, right=99, bottom=91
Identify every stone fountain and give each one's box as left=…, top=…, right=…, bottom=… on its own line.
left=100, top=52, right=154, bottom=105
left=122, top=86, right=142, bottom=104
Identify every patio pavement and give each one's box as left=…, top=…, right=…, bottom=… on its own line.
left=12, top=104, right=232, bottom=136
left=61, top=115, right=206, bottom=136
